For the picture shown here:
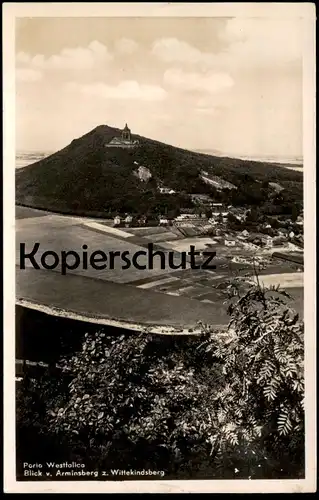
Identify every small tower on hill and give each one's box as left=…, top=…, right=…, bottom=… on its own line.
left=122, top=123, right=131, bottom=142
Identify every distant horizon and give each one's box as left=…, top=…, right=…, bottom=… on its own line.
left=16, top=147, right=303, bottom=160
left=194, top=149, right=303, bottom=161
left=16, top=147, right=303, bottom=169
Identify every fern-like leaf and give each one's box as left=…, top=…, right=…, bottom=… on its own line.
left=278, top=409, right=293, bottom=436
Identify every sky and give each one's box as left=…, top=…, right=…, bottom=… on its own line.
left=15, top=17, right=303, bottom=158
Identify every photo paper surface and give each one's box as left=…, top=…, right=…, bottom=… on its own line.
left=3, top=2, right=316, bottom=493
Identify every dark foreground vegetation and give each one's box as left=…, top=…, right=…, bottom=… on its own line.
left=16, top=125, right=303, bottom=219
left=17, top=282, right=304, bottom=480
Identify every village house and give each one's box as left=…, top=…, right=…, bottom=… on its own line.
left=278, top=228, right=289, bottom=238
left=124, top=215, right=133, bottom=227
left=296, top=215, right=303, bottom=226
left=292, top=236, right=303, bottom=250
left=175, top=213, right=200, bottom=221
left=272, top=236, right=287, bottom=246
left=261, top=235, right=274, bottom=247
left=295, top=234, right=304, bottom=243
left=159, top=216, right=169, bottom=226
left=212, top=203, right=224, bottom=211
left=113, top=215, right=121, bottom=227
left=222, top=212, right=229, bottom=222
left=242, top=241, right=258, bottom=250
left=228, top=206, right=247, bottom=219
left=210, top=208, right=229, bottom=221
left=247, top=233, right=265, bottom=246
left=177, top=207, right=196, bottom=215
left=208, top=217, right=218, bottom=226
left=137, top=215, right=147, bottom=226
left=224, top=237, right=236, bottom=247
left=105, top=124, right=139, bottom=148
left=236, top=229, right=250, bottom=241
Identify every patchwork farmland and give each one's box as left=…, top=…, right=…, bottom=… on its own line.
left=16, top=206, right=304, bottom=331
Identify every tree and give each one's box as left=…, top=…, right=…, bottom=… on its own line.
left=291, top=205, right=299, bottom=222
left=227, top=212, right=243, bottom=230
left=246, top=208, right=259, bottom=223
left=197, top=281, right=304, bottom=477
left=227, top=212, right=239, bottom=224
left=217, top=213, right=224, bottom=224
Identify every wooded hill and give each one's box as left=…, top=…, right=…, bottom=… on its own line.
left=16, top=124, right=303, bottom=217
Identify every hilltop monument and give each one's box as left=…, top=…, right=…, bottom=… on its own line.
left=106, top=123, right=139, bottom=148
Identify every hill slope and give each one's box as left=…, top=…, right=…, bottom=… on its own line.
left=16, top=124, right=303, bottom=217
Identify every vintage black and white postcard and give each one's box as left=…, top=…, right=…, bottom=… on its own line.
left=3, top=2, right=316, bottom=494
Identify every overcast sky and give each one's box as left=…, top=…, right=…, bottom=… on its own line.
left=16, top=17, right=303, bottom=157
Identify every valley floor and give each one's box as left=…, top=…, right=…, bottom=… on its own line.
left=15, top=206, right=304, bottom=330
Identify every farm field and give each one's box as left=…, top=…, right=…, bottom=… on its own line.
left=16, top=267, right=229, bottom=330
left=15, top=206, right=304, bottom=329
left=160, top=237, right=218, bottom=252
left=15, top=206, right=51, bottom=220
left=247, top=272, right=303, bottom=289
left=16, top=213, right=191, bottom=284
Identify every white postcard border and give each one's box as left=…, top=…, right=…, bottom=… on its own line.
left=3, top=2, right=316, bottom=494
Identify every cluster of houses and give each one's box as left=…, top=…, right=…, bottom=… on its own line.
left=219, top=228, right=301, bottom=250
left=113, top=214, right=174, bottom=228
left=113, top=206, right=303, bottom=248
left=113, top=214, right=140, bottom=227
left=208, top=203, right=230, bottom=225
left=112, top=175, right=303, bottom=251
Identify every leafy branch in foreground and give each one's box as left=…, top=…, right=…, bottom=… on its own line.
left=199, top=282, right=304, bottom=475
